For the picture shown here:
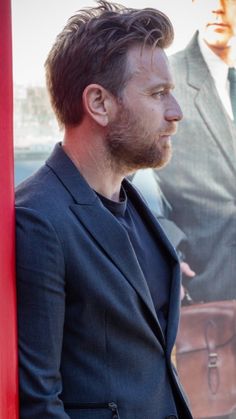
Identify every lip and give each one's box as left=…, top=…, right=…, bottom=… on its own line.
left=161, top=130, right=176, bottom=137
left=208, top=23, right=230, bottom=28
left=159, top=135, right=172, bottom=142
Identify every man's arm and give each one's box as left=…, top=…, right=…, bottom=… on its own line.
left=16, top=206, right=70, bottom=418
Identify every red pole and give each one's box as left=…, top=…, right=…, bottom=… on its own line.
left=0, top=0, right=19, bottom=417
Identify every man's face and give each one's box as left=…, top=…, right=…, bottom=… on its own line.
left=194, top=0, right=236, bottom=48
left=105, top=45, right=182, bottom=173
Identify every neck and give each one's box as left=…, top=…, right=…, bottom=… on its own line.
left=62, top=124, right=124, bottom=202
left=205, top=41, right=235, bottom=66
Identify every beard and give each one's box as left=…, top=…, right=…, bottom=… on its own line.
left=105, top=104, right=173, bottom=174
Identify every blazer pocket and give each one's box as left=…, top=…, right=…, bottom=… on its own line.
left=64, top=401, right=120, bottom=419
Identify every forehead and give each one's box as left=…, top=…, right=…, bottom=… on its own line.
left=125, top=45, right=173, bottom=86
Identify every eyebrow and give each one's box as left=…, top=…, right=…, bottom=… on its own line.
left=148, top=82, right=175, bottom=91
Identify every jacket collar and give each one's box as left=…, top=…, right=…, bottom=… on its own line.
left=46, top=142, right=97, bottom=205
left=185, top=32, right=210, bottom=90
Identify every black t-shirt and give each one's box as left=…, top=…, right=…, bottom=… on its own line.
left=97, top=186, right=171, bottom=333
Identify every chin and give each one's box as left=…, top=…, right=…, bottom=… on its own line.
left=155, top=156, right=172, bottom=170
left=146, top=149, right=172, bottom=170
left=205, top=31, right=232, bottom=48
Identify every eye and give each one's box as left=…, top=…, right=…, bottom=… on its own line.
left=152, top=90, right=168, bottom=98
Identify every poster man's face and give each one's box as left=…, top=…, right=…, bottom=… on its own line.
left=194, top=0, right=236, bottom=48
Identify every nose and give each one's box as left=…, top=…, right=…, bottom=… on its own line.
left=165, top=95, right=183, bottom=122
left=211, top=0, right=224, bottom=13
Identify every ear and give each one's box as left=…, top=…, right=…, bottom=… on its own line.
left=82, top=84, right=116, bottom=127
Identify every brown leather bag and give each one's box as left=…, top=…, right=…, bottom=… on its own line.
left=176, top=300, right=236, bottom=419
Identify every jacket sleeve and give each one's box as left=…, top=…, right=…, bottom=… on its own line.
left=16, top=206, right=70, bottom=418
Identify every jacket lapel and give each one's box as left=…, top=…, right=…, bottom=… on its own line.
left=186, top=33, right=236, bottom=174
left=166, top=263, right=181, bottom=355
left=125, top=181, right=181, bottom=352
left=70, top=200, right=160, bottom=323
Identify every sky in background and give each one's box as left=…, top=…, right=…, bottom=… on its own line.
left=12, top=0, right=198, bottom=86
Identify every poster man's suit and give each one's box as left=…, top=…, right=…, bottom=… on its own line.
left=16, top=144, right=192, bottom=419
left=155, top=33, right=236, bottom=302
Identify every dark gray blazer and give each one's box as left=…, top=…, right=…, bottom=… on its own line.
left=16, top=144, right=192, bottom=419
left=156, top=33, right=236, bottom=302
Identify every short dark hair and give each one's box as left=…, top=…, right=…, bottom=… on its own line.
left=45, top=0, right=174, bottom=126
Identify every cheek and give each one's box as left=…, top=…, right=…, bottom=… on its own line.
left=231, top=16, right=236, bottom=34
left=194, top=5, right=213, bottom=27
left=143, top=110, right=161, bottom=128
left=150, top=104, right=164, bottom=122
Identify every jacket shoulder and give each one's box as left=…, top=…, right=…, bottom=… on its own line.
left=169, top=49, right=188, bottom=75
left=15, top=163, right=72, bottom=220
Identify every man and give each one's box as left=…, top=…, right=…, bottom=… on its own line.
left=141, top=0, right=236, bottom=302
left=16, top=2, right=192, bottom=418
